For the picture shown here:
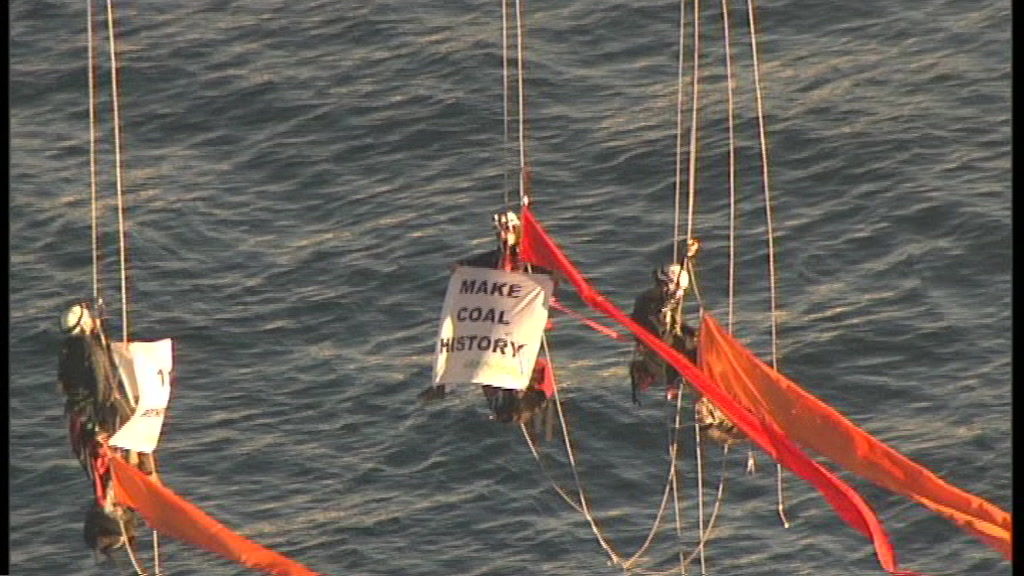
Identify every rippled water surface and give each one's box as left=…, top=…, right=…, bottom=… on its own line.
left=10, top=1, right=1010, bottom=575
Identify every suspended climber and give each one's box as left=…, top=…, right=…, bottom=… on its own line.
left=58, top=301, right=157, bottom=559
left=421, top=210, right=555, bottom=426
left=627, top=241, right=745, bottom=445
left=628, top=239, right=700, bottom=405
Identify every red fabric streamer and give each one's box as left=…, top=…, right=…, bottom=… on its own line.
left=549, top=297, right=628, bottom=341
left=91, top=445, right=111, bottom=504
left=532, top=357, right=556, bottom=399
left=519, top=205, right=905, bottom=573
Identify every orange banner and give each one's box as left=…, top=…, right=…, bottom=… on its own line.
left=519, top=206, right=902, bottom=572
left=699, top=313, right=1011, bottom=560
left=109, top=453, right=318, bottom=575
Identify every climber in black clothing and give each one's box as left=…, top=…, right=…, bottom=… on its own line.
left=628, top=240, right=700, bottom=405
left=422, top=210, right=555, bottom=428
left=58, top=301, right=141, bottom=558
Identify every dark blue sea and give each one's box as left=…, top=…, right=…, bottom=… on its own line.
left=9, top=1, right=1010, bottom=575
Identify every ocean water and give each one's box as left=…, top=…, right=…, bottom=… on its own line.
left=9, top=1, right=1010, bottom=575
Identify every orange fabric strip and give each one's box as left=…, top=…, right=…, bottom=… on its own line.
left=518, top=206, right=903, bottom=573
left=699, top=313, right=1011, bottom=560
left=109, top=453, right=319, bottom=575
left=549, top=297, right=628, bottom=341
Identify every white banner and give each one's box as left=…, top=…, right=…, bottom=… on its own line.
left=109, top=339, right=174, bottom=453
left=432, top=266, right=553, bottom=390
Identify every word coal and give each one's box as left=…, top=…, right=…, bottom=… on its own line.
left=455, top=307, right=511, bottom=324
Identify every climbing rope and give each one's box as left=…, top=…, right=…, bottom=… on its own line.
left=667, top=378, right=688, bottom=576
left=720, top=0, right=760, bottom=527
left=527, top=0, right=709, bottom=568
left=514, top=0, right=528, bottom=207
left=686, top=0, right=706, bottom=568
left=744, top=0, right=789, bottom=529
left=498, top=1, right=749, bottom=571
left=104, top=1, right=152, bottom=567
left=668, top=6, right=709, bottom=566
left=501, top=0, right=512, bottom=209
left=523, top=295, right=697, bottom=571
left=718, top=0, right=762, bottom=500
left=89, top=1, right=163, bottom=570
left=528, top=294, right=700, bottom=571
left=619, top=384, right=689, bottom=572
left=120, top=515, right=148, bottom=576
left=671, top=0, right=687, bottom=264
left=674, top=0, right=798, bottom=566
left=102, top=0, right=131, bottom=345
left=519, top=255, right=690, bottom=570
left=692, top=413, right=707, bottom=575
left=541, top=339, right=624, bottom=567
left=520, top=423, right=584, bottom=515
left=501, top=0, right=791, bottom=570
left=530, top=347, right=693, bottom=572
left=722, top=0, right=737, bottom=333
left=503, top=5, right=643, bottom=553
left=87, top=0, right=101, bottom=305
left=152, top=531, right=161, bottom=575
left=682, top=443, right=730, bottom=570
left=684, top=0, right=701, bottom=248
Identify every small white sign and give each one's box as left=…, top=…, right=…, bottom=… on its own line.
left=432, top=266, right=552, bottom=390
left=109, top=339, right=174, bottom=453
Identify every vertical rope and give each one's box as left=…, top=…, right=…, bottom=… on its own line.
left=104, top=1, right=163, bottom=568
left=721, top=0, right=737, bottom=332
left=119, top=517, right=148, bottom=576
left=683, top=445, right=730, bottom=569
left=620, top=393, right=687, bottom=570
left=668, top=390, right=688, bottom=576
left=87, top=0, right=102, bottom=305
left=104, top=0, right=130, bottom=343
left=672, top=0, right=687, bottom=263
left=745, top=0, right=789, bottom=528
left=685, top=0, right=706, bottom=571
left=152, top=531, right=161, bottom=575
left=520, top=423, right=584, bottom=514
left=504, top=3, right=631, bottom=562
left=684, top=0, right=701, bottom=245
left=746, top=0, right=775, bottom=368
left=501, top=0, right=512, bottom=209
left=526, top=336, right=689, bottom=570
left=506, top=0, right=702, bottom=569
left=668, top=2, right=703, bottom=569
left=514, top=0, right=528, bottom=207
left=542, top=340, right=624, bottom=567
left=692, top=411, right=707, bottom=575
left=723, top=0, right=757, bottom=486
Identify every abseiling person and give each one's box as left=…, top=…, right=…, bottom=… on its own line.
left=57, top=302, right=157, bottom=559
left=627, top=241, right=745, bottom=445
left=423, top=211, right=555, bottom=426
left=628, top=240, right=700, bottom=405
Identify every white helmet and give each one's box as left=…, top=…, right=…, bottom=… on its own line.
left=60, top=303, right=93, bottom=335
left=656, top=263, right=689, bottom=293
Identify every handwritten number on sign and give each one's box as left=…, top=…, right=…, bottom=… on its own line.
left=137, top=368, right=170, bottom=417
